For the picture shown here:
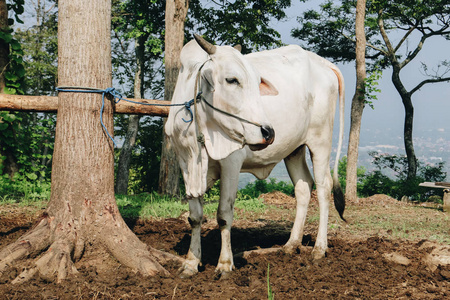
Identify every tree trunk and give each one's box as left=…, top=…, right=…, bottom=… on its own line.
left=158, top=0, right=189, bottom=196
left=345, top=0, right=367, bottom=202
left=0, top=0, right=19, bottom=179
left=0, top=0, right=180, bottom=283
left=392, top=68, right=417, bottom=180
left=115, top=34, right=147, bottom=194
left=402, top=93, right=417, bottom=180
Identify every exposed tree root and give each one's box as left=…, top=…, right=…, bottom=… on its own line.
left=0, top=217, right=51, bottom=274
left=0, top=211, right=184, bottom=283
left=100, top=216, right=183, bottom=277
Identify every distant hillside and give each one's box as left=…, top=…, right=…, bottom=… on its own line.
left=238, top=127, right=449, bottom=189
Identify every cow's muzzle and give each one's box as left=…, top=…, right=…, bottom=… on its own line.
left=261, top=125, right=275, bottom=145
left=249, top=125, right=275, bottom=151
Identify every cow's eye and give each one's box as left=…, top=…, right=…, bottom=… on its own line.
left=226, top=78, right=239, bottom=85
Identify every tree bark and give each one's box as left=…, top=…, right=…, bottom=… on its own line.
left=158, top=0, right=189, bottom=196
left=345, top=0, right=367, bottom=202
left=0, top=0, right=180, bottom=283
left=115, top=34, right=147, bottom=194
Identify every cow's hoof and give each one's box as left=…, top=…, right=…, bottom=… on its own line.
left=214, top=270, right=232, bottom=280
left=177, top=266, right=198, bottom=278
left=283, top=241, right=301, bottom=255
left=311, top=248, right=326, bottom=260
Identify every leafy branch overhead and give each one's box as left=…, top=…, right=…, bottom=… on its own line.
left=293, top=0, right=450, bottom=77
left=187, top=0, right=297, bottom=52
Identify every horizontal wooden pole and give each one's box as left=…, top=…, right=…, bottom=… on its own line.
left=419, top=182, right=450, bottom=189
left=0, top=93, right=170, bottom=116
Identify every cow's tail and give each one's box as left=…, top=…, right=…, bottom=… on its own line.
left=330, top=65, right=346, bottom=222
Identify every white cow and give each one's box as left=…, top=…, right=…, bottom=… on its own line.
left=165, top=34, right=345, bottom=278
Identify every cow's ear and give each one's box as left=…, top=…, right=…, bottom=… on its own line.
left=259, top=77, right=278, bottom=96
left=234, top=44, right=242, bottom=52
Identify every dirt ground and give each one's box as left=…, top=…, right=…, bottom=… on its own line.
left=0, top=193, right=449, bottom=299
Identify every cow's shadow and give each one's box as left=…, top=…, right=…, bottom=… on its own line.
left=173, top=220, right=315, bottom=269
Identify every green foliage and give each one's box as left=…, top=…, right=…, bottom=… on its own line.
left=0, top=173, right=51, bottom=201
left=128, top=117, right=163, bottom=193
left=358, top=152, right=447, bottom=200
left=240, top=178, right=295, bottom=198
left=336, top=156, right=367, bottom=192
left=111, top=0, right=165, bottom=97
left=116, top=191, right=269, bottom=220
left=15, top=13, right=58, bottom=96
left=116, top=192, right=186, bottom=219
left=3, top=1, right=26, bottom=95
left=1, top=2, right=57, bottom=188
left=362, top=69, right=382, bottom=109
left=187, top=0, right=297, bottom=52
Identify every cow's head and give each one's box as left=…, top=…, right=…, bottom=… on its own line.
left=192, top=34, right=276, bottom=158
left=165, top=35, right=277, bottom=197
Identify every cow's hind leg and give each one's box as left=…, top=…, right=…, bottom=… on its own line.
left=309, top=145, right=333, bottom=260
left=283, top=145, right=314, bottom=254
left=178, top=197, right=203, bottom=278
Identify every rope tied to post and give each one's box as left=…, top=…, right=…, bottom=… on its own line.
left=55, top=86, right=198, bottom=147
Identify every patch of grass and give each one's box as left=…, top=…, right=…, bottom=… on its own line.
left=342, top=206, right=450, bottom=244
left=0, top=176, right=51, bottom=204
left=116, top=192, right=188, bottom=219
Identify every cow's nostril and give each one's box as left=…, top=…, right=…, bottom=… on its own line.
left=261, top=125, right=275, bottom=143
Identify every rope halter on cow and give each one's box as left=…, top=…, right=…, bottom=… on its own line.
left=188, top=57, right=265, bottom=146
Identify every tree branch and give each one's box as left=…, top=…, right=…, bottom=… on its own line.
left=340, top=31, right=387, bottom=56
left=393, top=24, right=417, bottom=53
left=410, top=77, right=450, bottom=95
left=399, top=33, right=428, bottom=69
left=377, top=9, right=396, bottom=62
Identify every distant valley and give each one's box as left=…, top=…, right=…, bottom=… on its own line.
left=238, top=127, right=449, bottom=189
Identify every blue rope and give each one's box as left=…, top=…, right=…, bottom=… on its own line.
left=55, top=86, right=196, bottom=147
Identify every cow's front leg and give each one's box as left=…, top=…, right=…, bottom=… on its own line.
left=215, top=154, right=242, bottom=278
left=179, top=197, right=203, bottom=278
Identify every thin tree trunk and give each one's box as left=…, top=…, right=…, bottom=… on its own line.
left=159, top=0, right=189, bottom=196
left=392, top=68, right=417, bottom=180
left=402, top=93, right=417, bottom=180
left=345, top=0, right=367, bottom=202
left=0, top=0, right=180, bottom=283
left=115, top=34, right=147, bottom=194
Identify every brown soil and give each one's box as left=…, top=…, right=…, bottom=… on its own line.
left=1, top=193, right=449, bottom=299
